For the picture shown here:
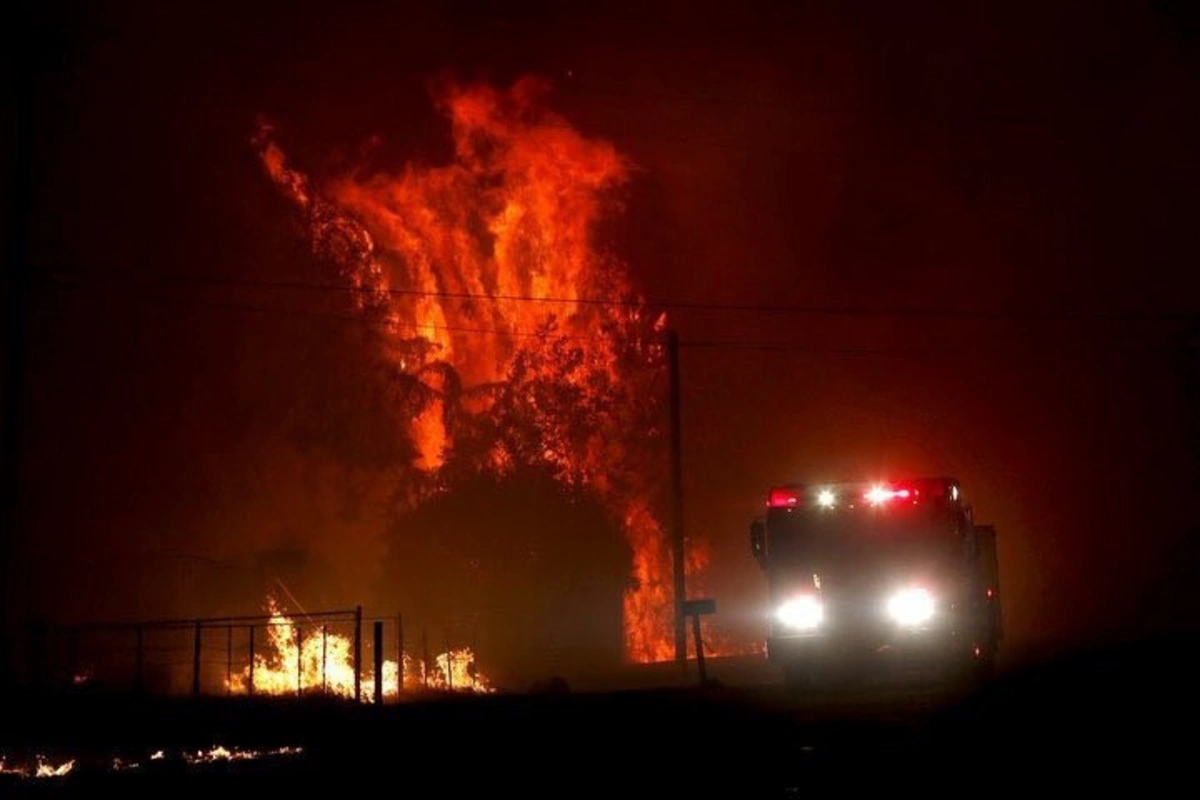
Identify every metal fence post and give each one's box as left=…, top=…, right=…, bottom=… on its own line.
left=296, top=625, right=303, bottom=697
left=45, top=626, right=58, bottom=688
left=29, top=620, right=45, bottom=690
left=67, top=628, right=79, bottom=688
left=396, top=614, right=404, bottom=696
left=248, top=625, right=255, bottom=696
left=192, top=621, right=202, bottom=697
left=353, top=605, right=362, bottom=702
left=373, top=621, right=383, bottom=705
left=134, top=625, right=144, bottom=694
left=421, top=627, right=429, bottom=689
left=226, top=625, right=232, bottom=695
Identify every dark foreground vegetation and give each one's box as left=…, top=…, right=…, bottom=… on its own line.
left=1, top=636, right=1195, bottom=795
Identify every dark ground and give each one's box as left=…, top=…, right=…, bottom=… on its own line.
left=2, top=636, right=1196, bottom=795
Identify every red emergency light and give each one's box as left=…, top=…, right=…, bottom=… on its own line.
left=767, top=479, right=956, bottom=510
left=863, top=484, right=918, bottom=505
left=767, top=487, right=802, bottom=508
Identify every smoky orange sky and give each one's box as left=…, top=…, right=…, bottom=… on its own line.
left=8, top=0, right=1200, bottom=683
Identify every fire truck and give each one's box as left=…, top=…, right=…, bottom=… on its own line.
left=749, top=478, right=1001, bottom=687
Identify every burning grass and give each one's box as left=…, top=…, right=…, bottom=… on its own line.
left=225, top=599, right=492, bottom=698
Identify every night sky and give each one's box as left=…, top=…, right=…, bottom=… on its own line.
left=8, top=0, right=1199, bottom=680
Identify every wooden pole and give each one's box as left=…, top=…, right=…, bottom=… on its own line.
left=226, top=625, right=232, bottom=695
left=0, top=41, right=37, bottom=690
left=321, top=625, right=328, bottom=695
left=691, top=613, right=706, bottom=684
left=668, top=330, right=687, bottom=672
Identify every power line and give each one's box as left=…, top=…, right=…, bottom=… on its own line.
left=175, top=298, right=620, bottom=344
left=678, top=339, right=1182, bottom=359
left=42, top=280, right=1188, bottom=359
left=43, top=283, right=624, bottom=343
left=48, top=272, right=1197, bottom=324
left=559, top=81, right=1163, bottom=121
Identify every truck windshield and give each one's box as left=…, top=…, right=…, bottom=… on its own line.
left=766, top=503, right=960, bottom=567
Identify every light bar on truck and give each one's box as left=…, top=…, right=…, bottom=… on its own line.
left=864, top=484, right=913, bottom=505
left=767, top=487, right=802, bottom=508
left=768, top=479, right=960, bottom=510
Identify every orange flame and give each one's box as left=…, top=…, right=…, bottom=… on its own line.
left=255, top=78, right=681, bottom=661
left=226, top=599, right=490, bottom=697
left=0, top=756, right=76, bottom=780
left=184, top=745, right=304, bottom=765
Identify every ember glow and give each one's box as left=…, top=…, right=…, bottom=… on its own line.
left=255, top=77, right=690, bottom=661
left=1, top=748, right=304, bottom=779
left=184, top=745, right=304, bottom=765
left=226, top=599, right=491, bottom=697
left=0, top=756, right=76, bottom=780
left=35, top=758, right=74, bottom=778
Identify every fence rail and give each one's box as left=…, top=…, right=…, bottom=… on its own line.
left=30, top=607, right=484, bottom=701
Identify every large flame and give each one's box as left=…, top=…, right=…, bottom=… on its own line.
left=226, top=599, right=490, bottom=697
left=255, top=77, right=680, bottom=661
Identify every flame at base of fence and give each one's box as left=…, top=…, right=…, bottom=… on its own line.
left=224, top=604, right=491, bottom=698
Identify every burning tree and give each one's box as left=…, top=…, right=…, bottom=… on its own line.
left=254, top=77, right=679, bottom=662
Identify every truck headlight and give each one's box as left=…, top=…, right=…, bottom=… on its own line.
left=887, top=587, right=935, bottom=627
left=776, top=594, right=823, bottom=631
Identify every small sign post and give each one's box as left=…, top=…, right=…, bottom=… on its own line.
left=681, top=598, right=717, bottom=685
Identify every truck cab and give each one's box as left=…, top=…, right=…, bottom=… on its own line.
left=750, top=478, right=1001, bottom=686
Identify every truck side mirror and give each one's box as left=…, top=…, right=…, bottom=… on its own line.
left=749, top=519, right=766, bottom=567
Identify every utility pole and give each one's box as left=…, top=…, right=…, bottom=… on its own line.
left=668, top=331, right=687, bottom=671
left=1, top=10, right=37, bottom=691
